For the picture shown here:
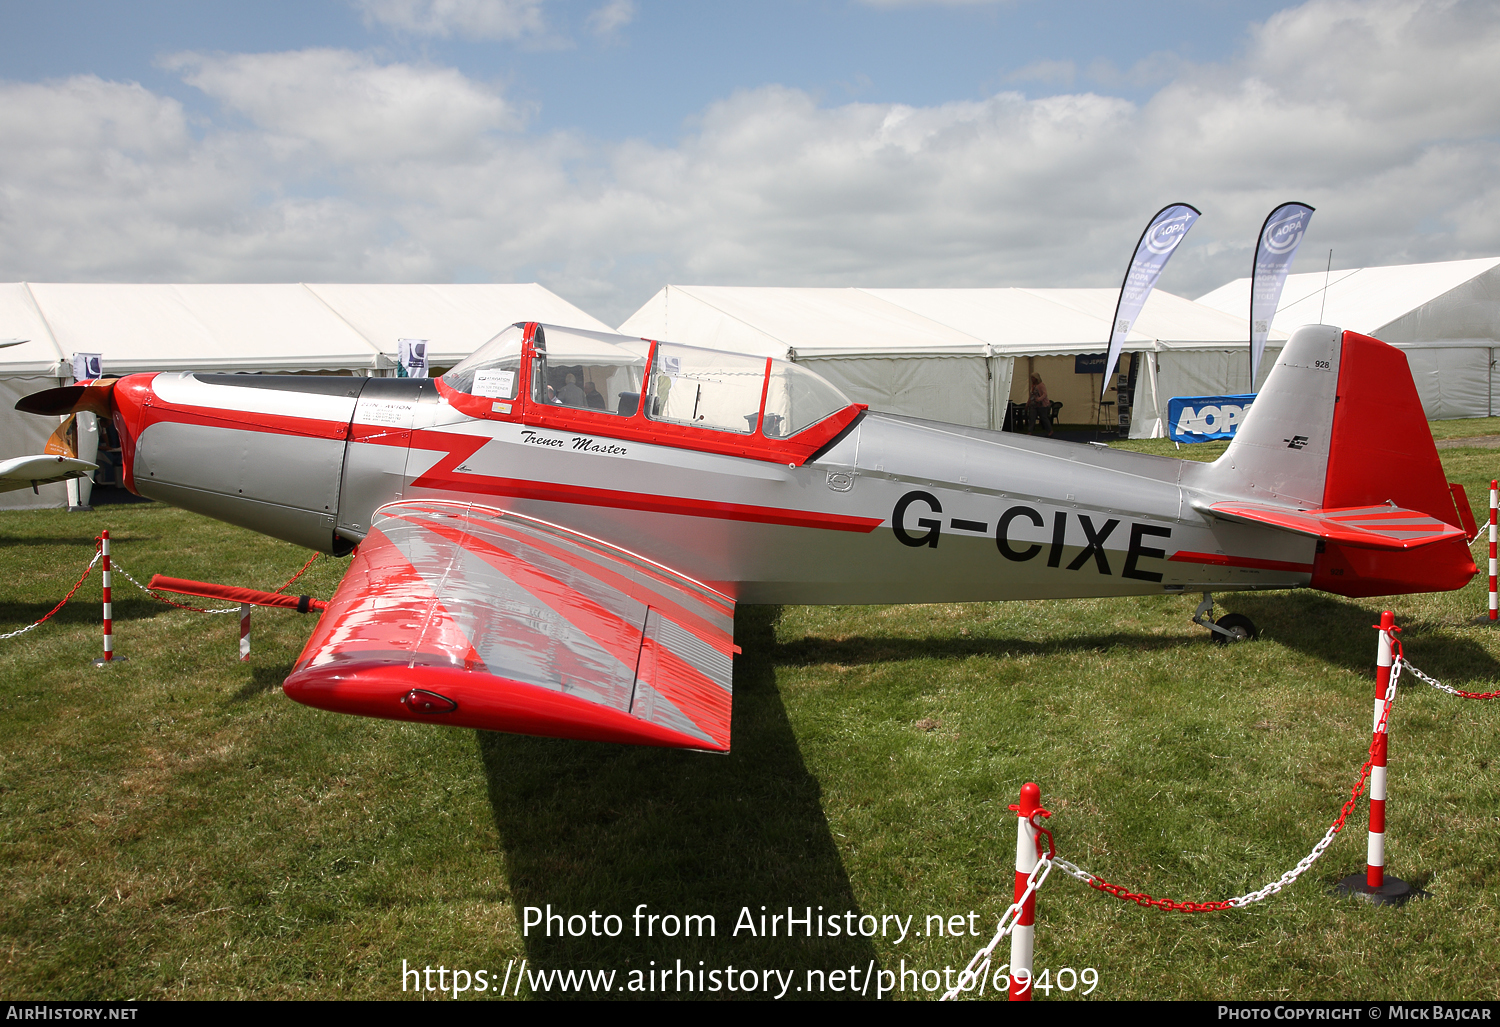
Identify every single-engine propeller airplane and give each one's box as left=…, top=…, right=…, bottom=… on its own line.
left=17, top=321, right=1478, bottom=752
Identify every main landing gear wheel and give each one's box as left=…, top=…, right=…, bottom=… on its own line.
left=1212, top=613, right=1258, bottom=644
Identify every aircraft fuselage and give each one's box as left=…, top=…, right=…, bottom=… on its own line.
left=120, top=371, right=1311, bottom=605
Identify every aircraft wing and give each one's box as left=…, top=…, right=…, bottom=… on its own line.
left=283, top=500, right=737, bottom=752
left=0, top=454, right=97, bottom=494
left=1203, top=501, right=1467, bottom=550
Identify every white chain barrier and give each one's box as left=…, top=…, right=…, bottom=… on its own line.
left=1395, top=653, right=1500, bottom=699
left=939, top=854, right=1054, bottom=1001
left=944, top=619, right=1500, bottom=995
left=110, top=557, right=240, bottom=614
left=1048, top=669, right=1401, bottom=915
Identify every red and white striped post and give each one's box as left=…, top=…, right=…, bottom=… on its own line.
left=1489, top=480, right=1497, bottom=622
left=1009, top=782, right=1042, bottom=1000
left=1336, top=611, right=1415, bottom=905
left=93, top=529, right=114, bottom=666
left=1367, top=611, right=1394, bottom=890
left=239, top=603, right=252, bottom=661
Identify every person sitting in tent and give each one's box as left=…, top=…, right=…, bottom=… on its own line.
left=560, top=373, right=586, bottom=406
left=1027, top=373, right=1053, bottom=436
left=582, top=381, right=607, bottom=410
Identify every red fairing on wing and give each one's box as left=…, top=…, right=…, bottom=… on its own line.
left=285, top=501, right=736, bottom=751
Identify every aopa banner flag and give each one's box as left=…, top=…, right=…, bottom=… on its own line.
left=1250, top=201, right=1314, bottom=385
left=1167, top=394, right=1256, bottom=444
left=1102, top=203, right=1201, bottom=398
left=396, top=338, right=429, bottom=378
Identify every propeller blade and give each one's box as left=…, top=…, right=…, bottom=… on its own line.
left=15, top=379, right=118, bottom=417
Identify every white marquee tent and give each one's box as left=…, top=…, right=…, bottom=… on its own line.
left=0, top=282, right=610, bottom=509
left=620, top=284, right=1278, bottom=440
left=1197, top=256, right=1500, bottom=421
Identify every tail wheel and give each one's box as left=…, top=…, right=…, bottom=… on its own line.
left=1213, top=613, right=1258, bottom=644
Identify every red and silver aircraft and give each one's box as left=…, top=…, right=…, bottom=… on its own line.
left=18, top=322, right=1477, bottom=752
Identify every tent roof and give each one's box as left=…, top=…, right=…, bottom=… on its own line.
left=305, top=283, right=613, bottom=366
left=1195, top=256, right=1500, bottom=341
left=0, top=284, right=66, bottom=377
left=0, top=283, right=611, bottom=376
left=619, top=284, right=1273, bottom=360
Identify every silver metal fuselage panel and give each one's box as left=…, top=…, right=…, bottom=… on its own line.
left=130, top=372, right=1314, bottom=604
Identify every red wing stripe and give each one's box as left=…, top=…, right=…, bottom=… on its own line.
left=643, top=640, right=732, bottom=744
left=426, top=508, right=736, bottom=656
left=1169, top=550, right=1314, bottom=573
left=415, top=515, right=729, bottom=743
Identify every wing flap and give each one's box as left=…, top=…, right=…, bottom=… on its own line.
left=285, top=499, right=736, bottom=751
left=1205, top=500, right=1466, bottom=550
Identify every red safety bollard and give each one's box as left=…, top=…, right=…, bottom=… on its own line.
left=1336, top=611, right=1416, bottom=906
left=1489, top=481, right=1497, bottom=622
left=91, top=529, right=118, bottom=667
left=239, top=603, right=252, bottom=662
left=1009, top=782, right=1043, bottom=1000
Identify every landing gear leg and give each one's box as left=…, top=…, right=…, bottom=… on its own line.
left=1192, top=592, right=1259, bottom=644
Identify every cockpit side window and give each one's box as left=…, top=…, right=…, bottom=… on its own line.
left=530, top=326, right=650, bottom=416
left=646, top=344, right=767, bottom=434
left=762, top=359, right=851, bottom=438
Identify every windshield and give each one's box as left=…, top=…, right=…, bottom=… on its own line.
left=443, top=324, right=524, bottom=400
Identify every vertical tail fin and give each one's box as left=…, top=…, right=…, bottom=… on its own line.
left=1202, top=325, right=1476, bottom=597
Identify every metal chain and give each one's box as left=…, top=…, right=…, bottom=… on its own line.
left=1055, top=665, right=1400, bottom=912
left=0, top=543, right=103, bottom=640
left=271, top=551, right=320, bottom=594
left=940, top=854, right=1054, bottom=1001
left=1395, top=647, right=1500, bottom=700
left=109, top=558, right=240, bottom=614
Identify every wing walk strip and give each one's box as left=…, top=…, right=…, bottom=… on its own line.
left=1203, top=500, right=1465, bottom=551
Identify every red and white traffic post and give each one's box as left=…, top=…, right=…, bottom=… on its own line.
left=1336, top=611, right=1415, bottom=905
left=1009, top=782, right=1043, bottom=1000
left=93, top=529, right=115, bottom=666
left=239, top=603, right=252, bottom=661
left=1489, top=480, right=1497, bottom=622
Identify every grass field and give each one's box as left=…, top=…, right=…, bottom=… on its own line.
left=3, top=427, right=1500, bottom=1001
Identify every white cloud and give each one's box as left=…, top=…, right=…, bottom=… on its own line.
left=162, top=49, right=524, bottom=163
left=2, top=0, right=1499, bottom=326
left=586, top=0, right=636, bottom=36
left=351, top=0, right=546, bottom=40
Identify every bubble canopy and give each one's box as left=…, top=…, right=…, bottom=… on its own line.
left=442, top=324, right=856, bottom=448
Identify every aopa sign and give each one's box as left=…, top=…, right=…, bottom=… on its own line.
left=1167, top=394, right=1255, bottom=443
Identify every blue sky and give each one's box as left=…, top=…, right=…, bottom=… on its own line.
left=0, top=2, right=1293, bottom=141
left=1, top=0, right=1497, bottom=324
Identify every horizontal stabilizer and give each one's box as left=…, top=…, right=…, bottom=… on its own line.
left=1204, top=500, right=1467, bottom=550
